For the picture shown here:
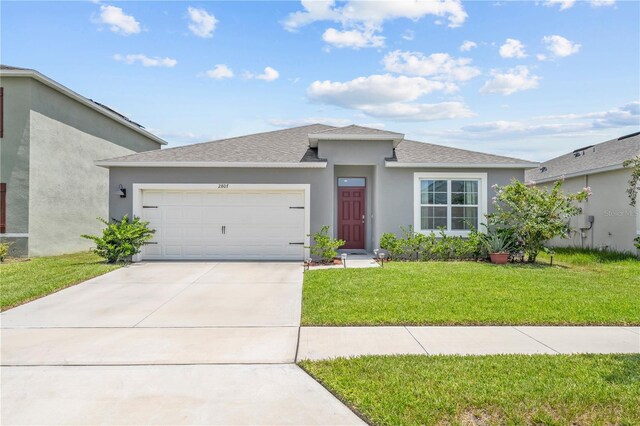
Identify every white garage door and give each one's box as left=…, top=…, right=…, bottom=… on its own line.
left=140, top=189, right=306, bottom=260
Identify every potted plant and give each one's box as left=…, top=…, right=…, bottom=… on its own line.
left=484, top=233, right=514, bottom=264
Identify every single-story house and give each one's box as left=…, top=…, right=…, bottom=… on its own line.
left=525, top=131, right=640, bottom=253
left=98, top=124, right=538, bottom=261
left=0, top=65, right=166, bottom=256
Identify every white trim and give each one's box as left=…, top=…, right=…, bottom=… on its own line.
left=387, top=161, right=538, bottom=169
left=0, top=233, right=29, bottom=238
left=131, top=183, right=311, bottom=262
left=1, top=69, right=167, bottom=145
left=96, top=161, right=327, bottom=169
left=530, top=163, right=625, bottom=184
left=413, top=172, right=488, bottom=237
left=309, top=133, right=404, bottom=148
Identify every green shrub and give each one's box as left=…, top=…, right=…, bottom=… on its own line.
left=308, top=225, right=345, bottom=264
left=81, top=215, right=155, bottom=263
left=379, top=232, right=402, bottom=260
left=635, top=236, right=640, bottom=251
left=398, top=226, right=428, bottom=261
left=488, top=179, right=590, bottom=262
left=381, top=226, right=485, bottom=262
left=0, top=241, right=12, bottom=262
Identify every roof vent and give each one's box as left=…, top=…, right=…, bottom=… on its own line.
left=572, top=145, right=594, bottom=158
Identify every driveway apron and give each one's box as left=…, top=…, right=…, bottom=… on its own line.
left=1, top=262, right=363, bottom=425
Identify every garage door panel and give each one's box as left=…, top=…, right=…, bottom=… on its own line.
left=141, top=189, right=305, bottom=260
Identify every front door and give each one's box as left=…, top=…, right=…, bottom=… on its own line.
left=338, top=182, right=365, bottom=250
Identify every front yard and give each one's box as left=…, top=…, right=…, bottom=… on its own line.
left=0, top=252, right=121, bottom=311
left=300, top=354, right=640, bottom=425
left=302, top=249, right=640, bottom=326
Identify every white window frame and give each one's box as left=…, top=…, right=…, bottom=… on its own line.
left=413, top=172, right=488, bottom=237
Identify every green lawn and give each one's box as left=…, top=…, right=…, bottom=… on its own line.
left=0, top=252, right=121, bottom=311
left=302, top=249, right=640, bottom=326
left=300, top=354, right=640, bottom=426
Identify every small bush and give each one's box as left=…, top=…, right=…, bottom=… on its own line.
left=81, top=215, right=155, bottom=263
left=379, top=232, right=402, bottom=260
left=380, top=226, right=485, bottom=262
left=0, top=241, right=12, bottom=262
left=634, top=236, right=640, bottom=252
left=308, top=225, right=345, bottom=264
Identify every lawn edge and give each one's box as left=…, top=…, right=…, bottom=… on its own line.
left=297, top=361, right=374, bottom=426
left=0, top=263, right=123, bottom=312
left=300, top=321, right=640, bottom=327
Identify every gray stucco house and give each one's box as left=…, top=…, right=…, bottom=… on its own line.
left=525, top=132, right=640, bottom=253
left=0, top=65, right=166, bottom=256
left=98, top=124, right=537, bottom=261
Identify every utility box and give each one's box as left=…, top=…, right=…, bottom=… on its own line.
left=578, top=215, right=595, bottom=229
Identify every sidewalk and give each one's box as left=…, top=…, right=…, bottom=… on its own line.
left=296, top=326, right=640, bottom=360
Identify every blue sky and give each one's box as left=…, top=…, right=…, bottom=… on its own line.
left=2, top=0, right=639, bottom=161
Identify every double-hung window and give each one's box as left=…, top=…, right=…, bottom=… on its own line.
left=414, top=173, right=487, bottom=236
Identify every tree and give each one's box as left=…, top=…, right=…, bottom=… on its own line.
left=487, top=179, right=590, bottom=262
left=622, top=156, right=640, bottom=207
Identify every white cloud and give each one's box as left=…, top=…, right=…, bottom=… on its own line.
left=541, top=35, right=581, bottom=59
left=543, top=0, right=576, bottom=11
left=536, top=54, right=547, bottom=61
left=499, top=38, right=527, bottom=58
left=113, top=54, right=177, bottom=68
left=245, top=66, right=280, bottom=82
left=322, top=27, right=385, bottom=49
left=283, top=0, right=468, bottom=30
left=283, top=1, right=467, bottom=50
left=459, top=40, right=477, bottom=52
left=187, top=7, right=217, bottom=38
left=382, top=50, right=481, bottom=83
left=205, top=64, right=234, bottom=79
left=306, top=73, right=472, bottom=121
left=357, top=101, right=474, bottom=121
left=539, top=101, right=640, bottom=128
left=480, top=66, right=540, bottom=95
left=95, top=5, right=141, bottom=35
left=308, top=74, right=453, bottom=107
left=590, top=0, right=615, bottom=7
left=402, top=29, right=415, bottom=41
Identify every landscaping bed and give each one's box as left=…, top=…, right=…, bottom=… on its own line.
left=0, top=252, right=121, bottom=311
left=300, top=353, right=640, bottom=426
left=302, top=249, right=640, bottom=326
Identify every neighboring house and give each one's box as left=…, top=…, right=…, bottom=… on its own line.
left=525, top=132, right=640, bottom=253
left=0, top=65, right=166, bottom=256
left=98, top=124, right=537, bottom=261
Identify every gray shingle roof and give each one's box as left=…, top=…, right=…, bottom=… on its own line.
left=525, top=132, right=640, bottom=183
left=99, top=123, right=537, bottom=167
left=103, top=124, right=333, bottom=163
left=0, top=64, right=34, bottom=71
left=393, top=139, right=535, bottom=165
left=311, top=124, right=403, bottom=137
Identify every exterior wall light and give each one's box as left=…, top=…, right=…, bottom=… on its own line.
left=118, top=184, right=127, bottom=198
left=341, top=253, right=347, bottom=268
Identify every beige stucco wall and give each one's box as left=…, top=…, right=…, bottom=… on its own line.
left=544, top=168, right=638, bottom=253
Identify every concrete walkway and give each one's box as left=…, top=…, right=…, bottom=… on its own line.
left=1, top=262, right=364, bottom=425
left=297, top=326, right=640, bottom=360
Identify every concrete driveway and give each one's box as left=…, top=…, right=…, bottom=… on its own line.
left=1, top=262, right=363, bottom=425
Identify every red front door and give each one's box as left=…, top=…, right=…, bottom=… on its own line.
left=338, top=187, right=365, bottom=249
